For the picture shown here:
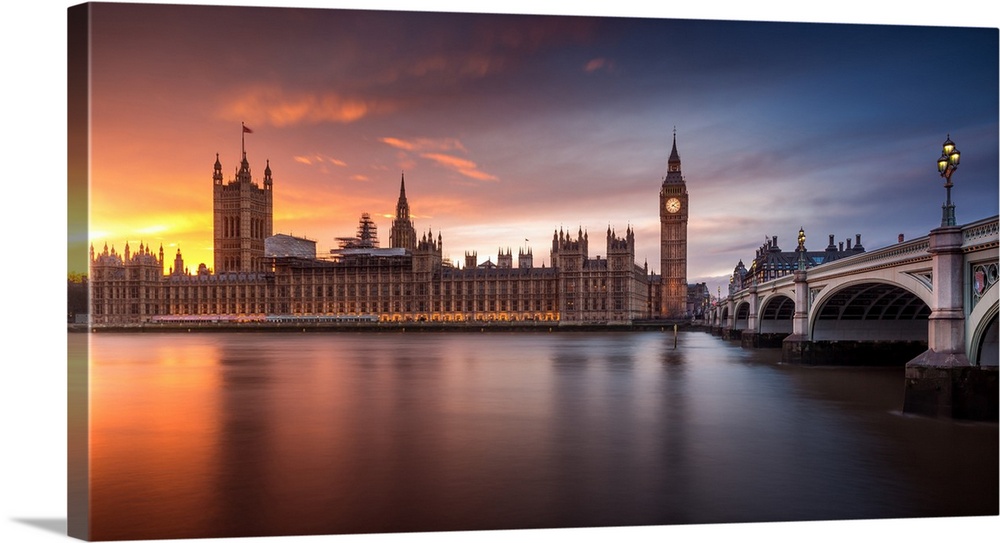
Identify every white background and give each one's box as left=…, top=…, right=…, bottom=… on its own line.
left=2, top=1, right=997, bottom=542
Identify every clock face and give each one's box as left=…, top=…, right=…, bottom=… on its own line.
left=665, top=197, right=681, bottom=214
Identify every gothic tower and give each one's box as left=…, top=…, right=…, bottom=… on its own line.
left=213, top=124, right=273, bottom=273
left=390, top=172, right=417, bottom=252
left=660, top=130, right=688, bottom=318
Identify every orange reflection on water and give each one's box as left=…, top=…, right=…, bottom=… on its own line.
left=88, top=334, right=224, bottom=539
left=80, top=332, right=999, bottom=541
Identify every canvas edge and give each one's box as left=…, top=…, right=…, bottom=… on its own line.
left=67, top=2, right=91, bottom=541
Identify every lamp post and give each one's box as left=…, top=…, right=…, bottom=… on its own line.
left=937, top=135, right=961, bottom=227
left=796, top=227, right=806, bottom=271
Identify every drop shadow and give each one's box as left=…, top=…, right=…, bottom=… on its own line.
left=11, top=518, right=67, bottom=536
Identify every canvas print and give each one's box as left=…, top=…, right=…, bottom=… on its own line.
left=67, top=2, right=999, bottom=541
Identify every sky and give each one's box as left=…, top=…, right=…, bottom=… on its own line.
left=72, top=0, right=999, bottom=299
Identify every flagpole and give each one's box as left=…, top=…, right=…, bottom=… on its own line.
left=241, top=122, right=245, bottom=157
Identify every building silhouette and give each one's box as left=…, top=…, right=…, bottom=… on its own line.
left=212, top=126, right=273, bottom=273
left=89, top=132, right=696, bottom=325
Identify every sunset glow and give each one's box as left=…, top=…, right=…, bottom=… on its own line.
left=77, top=2, right=998, bottom=299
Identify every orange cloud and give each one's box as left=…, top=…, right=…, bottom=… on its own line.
left=377, top=136, right=495, bottom=181
left=421, top=153, right=498, bottom=182
left=222, top=86, right=390, bottom=126
left=294, top=154, right=347, bottom=167
left=379, top=137, right=417, bottom=151
left=378, top=137, right=467, bottom=153
left=421, top=153, right=477, bottom=170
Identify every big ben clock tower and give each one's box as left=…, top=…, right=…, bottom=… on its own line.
left=660, top=130, right=688, bottom=318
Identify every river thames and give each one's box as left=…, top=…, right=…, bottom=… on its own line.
left=70, top=330, right=997, bottom=540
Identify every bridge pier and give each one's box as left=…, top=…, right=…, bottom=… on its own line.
left=903, top=362, right=998, bottom=420
left=759, top=333, right=789, bottom=348
left=741, top=331, right=787, bottom=349
left=782, top=339, right=926, bottom=365
left=746, top=285, right=759, bottom=339
left=902, top=226, right=997, bottom=420
left=781, top=268, right=812, bottom=362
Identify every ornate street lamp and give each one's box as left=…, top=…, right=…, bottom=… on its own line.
left=937, top=134, right=961, bottom=227
left=796, top=227, right=806, bottom=271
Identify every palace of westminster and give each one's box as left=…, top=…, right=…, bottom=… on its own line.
left=88, top=133, right=712, bottom=326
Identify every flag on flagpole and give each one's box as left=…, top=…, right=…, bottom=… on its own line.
left=243, top=124, right=253, bottom=134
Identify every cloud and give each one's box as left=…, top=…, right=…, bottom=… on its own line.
left=377, top=137, right=496, bottom=181
left=583, top=57, right=613, bottom=73
left=365, top=16, right=601, bottom=88
left=421, top=153, right=498, bottom=182
left=294, top=154, right=347, bottom=167
left=221, top=86, right=393, bottom=126
left=420, top=154, right=476, bottom=170
left=378, top=137, right=467, bottom=153
left=379, top=137, right=417, bottom=151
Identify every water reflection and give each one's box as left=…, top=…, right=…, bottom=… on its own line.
left=82, top=331, right=998, bottom=540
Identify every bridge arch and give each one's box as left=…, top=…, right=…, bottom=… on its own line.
left=734, top=301, right=750, bottom=331
left=810, top=280, right=930, bottom=341
left=968, top=281, right=998, bottom=367
left=758, top=293, right=794, bottom=334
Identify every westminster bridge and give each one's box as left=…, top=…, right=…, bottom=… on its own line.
left=709, top=215, right=998, bottom=420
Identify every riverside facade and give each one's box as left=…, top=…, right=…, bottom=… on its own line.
left=88, top=135, right=699, bottom=326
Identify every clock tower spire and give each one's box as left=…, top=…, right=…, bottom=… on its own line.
left=659, top=129, right=689, bottom=319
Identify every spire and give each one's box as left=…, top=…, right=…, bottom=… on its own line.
left=669, top=127, right=680, bottom=162
left=395, top=171, right=410, bottom=220
left=666, top=128, right=682, bottom=176
left=388, top=170, right=417, bottom=250
left=213, top=153, right=224, bottom=185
